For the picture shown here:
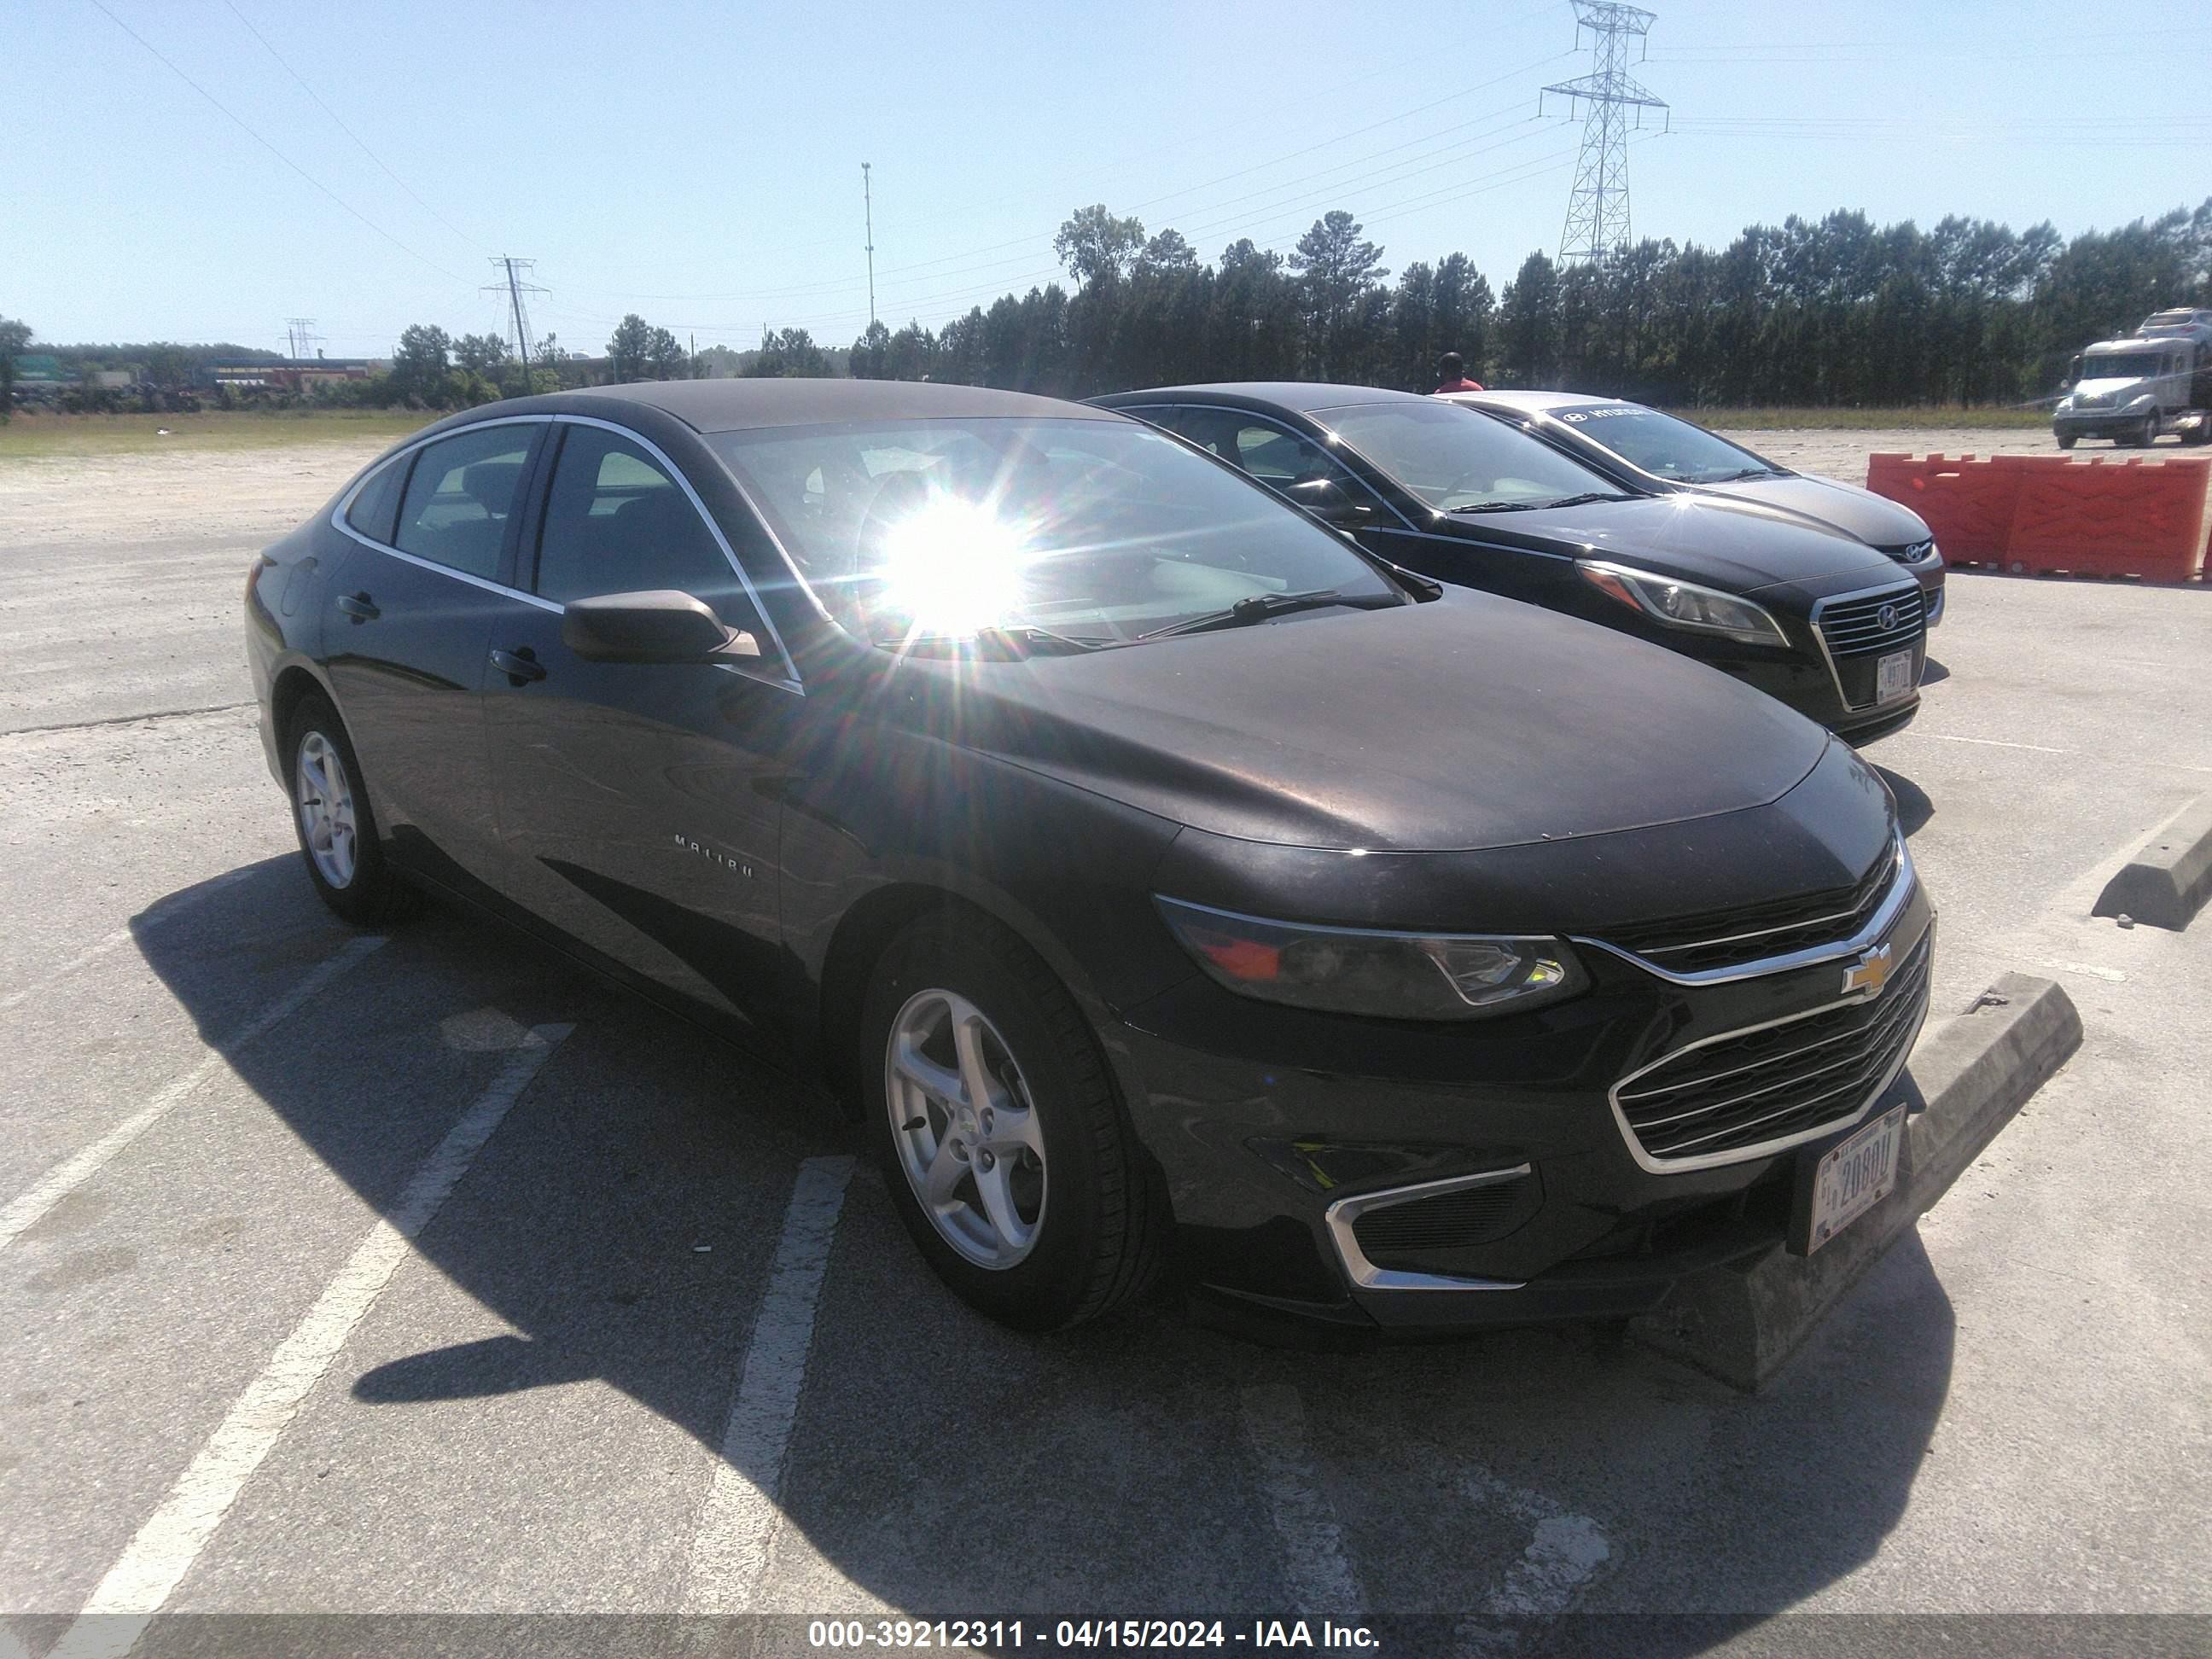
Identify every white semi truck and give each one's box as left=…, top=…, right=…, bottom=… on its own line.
left=2052, top=309, right=2212, bottom=448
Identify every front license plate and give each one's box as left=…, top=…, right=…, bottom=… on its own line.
left=1798, top=1105, right=1905, bottom=1254
left=1876, top=648, right=1917, bottom=703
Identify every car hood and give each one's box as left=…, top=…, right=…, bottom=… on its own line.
left=1458, top=492, right=1902, bottom=590
left=1693, top=474, right=1931, bottom=550
left=914, top=590, right=1829, bottom=853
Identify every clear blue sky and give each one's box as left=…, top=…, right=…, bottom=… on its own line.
left=9, top=0, right=2206, bottom=357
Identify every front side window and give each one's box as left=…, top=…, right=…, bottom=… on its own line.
left=706, top=416, right=1402, bottom=648
left=533, top=425, right=752, bottom=623
left=1550, top=404, right=1781, bottom=485
left=1316, top=402, right=1621, bottom=513
left=392, top=425, right=535, bottom=579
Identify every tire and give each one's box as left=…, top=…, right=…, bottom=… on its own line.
left=2055, top=430, right=2077, bottom=450
left=862, top=911, right=1165, bottom=1330
left=282, top=693, right=415, bottom=926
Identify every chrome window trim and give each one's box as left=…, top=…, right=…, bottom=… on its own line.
left=1807, top=578, right=1924, bottom=713
left=1575, top=837, right=1913, bottom=987
left=1184, top=405, right=1422, bottom=533
left=1604, top=913, right=1933, bottom=1176
left=1324, top=1165, right=1532, bottom=1293
left=328, top=415, right=562, bottom=612
left=326, top=410, right=803, bottom=695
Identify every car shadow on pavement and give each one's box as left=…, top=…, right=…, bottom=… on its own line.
left=1873, top=765, right=1935, bottom=836
left=131, top=857, right=1958, bottom=1632
left=1919, top=656, right=1950, bottom=685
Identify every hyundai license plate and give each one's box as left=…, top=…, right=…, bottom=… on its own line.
left=1798, top=1105, right=1905, bottom=1255
left=1877, top=649, right=1917, bottom=704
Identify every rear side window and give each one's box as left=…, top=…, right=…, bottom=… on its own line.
left=533, top=425, right=753, bottom=622
left=344, top=457, right=406, bottom=544
left=393, top=425, right=536, bottom=580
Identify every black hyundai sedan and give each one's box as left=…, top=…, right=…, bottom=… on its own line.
left=1436, top=387, right=1947, bottom=622
left=1091, top=384, right=1931, bottom=743
left=248, top=380, right=1933, bottom=1339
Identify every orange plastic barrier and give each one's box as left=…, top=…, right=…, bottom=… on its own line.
left=2004, top=456, right=2212, bottom=580
left=1864, top=454, right=2025, bottom=564
left=1866, top=452, right=2212, bottom=581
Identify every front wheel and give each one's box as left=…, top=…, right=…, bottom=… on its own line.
left=2055, top=430, right=2078, bottom=450
left=284, top=694, right=414, bottom=925
left=862, top=913, right=1164, bottom=1330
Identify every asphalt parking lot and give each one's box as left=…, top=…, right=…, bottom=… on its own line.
left=2, top=434, right=2209, bottom=1653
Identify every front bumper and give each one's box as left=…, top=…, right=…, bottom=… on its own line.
left=1111, top=871, right=1936, bottom=1334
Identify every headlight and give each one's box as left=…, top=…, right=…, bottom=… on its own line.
left=1578, top=561, right=1790, bottom=647
left=1155, top=898, right=1589, bottom=1021
left=2128, top=393, right=2157, bottom=410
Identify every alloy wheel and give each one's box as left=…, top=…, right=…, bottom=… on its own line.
left=884, top=987, right=1048, bottom=1269
left=294, top=731, right=358, bottom=889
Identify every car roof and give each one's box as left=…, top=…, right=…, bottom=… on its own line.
left=1441, top=388, right=1624, bottom=413
left=482, top=378, right=1119, bottom=434
left=1091, top=382, right=1442, bottom=416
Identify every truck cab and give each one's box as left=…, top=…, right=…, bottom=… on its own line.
left=2054, top=330, right=2212, bottom=449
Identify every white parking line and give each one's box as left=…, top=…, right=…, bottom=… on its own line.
left=1458, top=1464, right=1611, bottom=1617
left=680, top=1155, right=855, bottom=1615
left=1238, top=1384, right=1367, bottom=1618
left=45, top=1023, right=572, bottom=1659
left=0, top=933, right=387, bottom=1254
left=1912, top=732, right=2068, bottom=755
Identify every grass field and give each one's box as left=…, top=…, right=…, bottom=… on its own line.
left=0, top=409, right=436, bottom=461
left=1667, top=405, right=2051, bottom=431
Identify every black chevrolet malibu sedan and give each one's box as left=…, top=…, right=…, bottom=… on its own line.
left=247, top=380, right=1933, bottom=1338
left=1091, top=383, right=1931, bottom=743
left=1435, top=388, right=1947, bottom=621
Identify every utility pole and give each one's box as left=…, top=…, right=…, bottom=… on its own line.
left=483, top=256, right=549, bottom=388
left=1542, top=3, right=1668, bottom=265
left=861, top=161, right=877, bottom=335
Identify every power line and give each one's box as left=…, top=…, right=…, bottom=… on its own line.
left=220, top=0, right=481, bottom=253
left=82, top=0, right=471, bottom=284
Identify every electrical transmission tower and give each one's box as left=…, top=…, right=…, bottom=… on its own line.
left=482, top=257, right=550, bottom=385
left=1542, top=2, right=1668, bottom=265
left=283, top=317, right=322, bottom=358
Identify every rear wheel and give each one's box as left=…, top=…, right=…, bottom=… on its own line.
left=863, top=912, right=1164, bottom=1330
left=284, top=694, right=414, bottom=925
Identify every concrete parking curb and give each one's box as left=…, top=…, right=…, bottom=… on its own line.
left=1626, top=972, right=2082, bottom=1393
left=2093, top=795, right=2212, bottom=932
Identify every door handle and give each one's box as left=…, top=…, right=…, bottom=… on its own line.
left=491, top=647, right=547, bottom=684
left=336, top=592, right=379, bottom=622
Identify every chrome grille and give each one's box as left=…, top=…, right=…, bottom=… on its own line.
left=1612, top=928, right=1931, bottom=1167
left=1602, top=845, right=1900, bottom=975
left=1818, top=587, right=1925, bottom=660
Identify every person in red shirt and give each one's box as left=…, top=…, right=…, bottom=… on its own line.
left=1433, top=352, right=1484, bottom=393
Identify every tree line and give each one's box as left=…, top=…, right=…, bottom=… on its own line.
left=10, top=195, right=2208, bottom=418
left=845, top=198, right=2212, bottom=406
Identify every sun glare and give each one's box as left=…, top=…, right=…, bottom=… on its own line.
left=874, top=496, right=1033, bottom=637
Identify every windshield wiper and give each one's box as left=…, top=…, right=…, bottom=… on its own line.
left=1708, top=466, right=1785, bottom=481
left=1138, top=588, right=1390, bottom=640
left=1534, top=491, right=1638, bottom=508
left=1447, top=499, right=1544, bottom=514
left=876, top=622, right=1111, bottom=657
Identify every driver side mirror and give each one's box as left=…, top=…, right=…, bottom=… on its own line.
left=562, top=590, right=760, bottom=664
left=1285, top=476, right=1371, bottom=528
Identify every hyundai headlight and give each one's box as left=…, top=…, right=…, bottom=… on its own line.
left=1579, top=561, right=1790, bottom=647
left=1155, top=898, right=1589, bottom=1021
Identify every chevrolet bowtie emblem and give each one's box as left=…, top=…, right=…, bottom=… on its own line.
left=1842, top=942, right=1894, bottom=999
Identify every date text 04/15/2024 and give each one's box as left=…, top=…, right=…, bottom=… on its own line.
left=806, top=1620, right=1380, bottom=1650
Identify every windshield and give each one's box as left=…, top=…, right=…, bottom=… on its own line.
left=1547, top=403, right=1780, bottom=484
left=1318, top=401, right=1618, bottom=511
left=2080, top=354, right=2164, bottom=382
left=707, top=416, right=1400, bottom=649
